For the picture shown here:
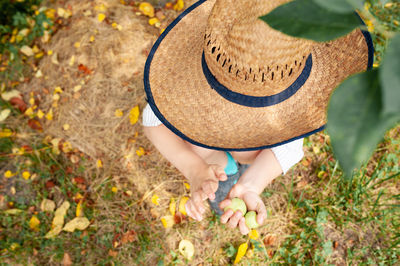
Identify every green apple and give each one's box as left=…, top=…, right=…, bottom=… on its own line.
left=245, top=211, right=259, bottom=229
left=224, top=198, right=247, bottom=215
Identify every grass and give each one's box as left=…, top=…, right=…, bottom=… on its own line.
left=1, top=0, right=399, bottom=265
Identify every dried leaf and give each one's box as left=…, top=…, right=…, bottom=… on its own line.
left=63, top=217, right=90, bottom=232
left=4, top=209, right=23, bottom=215
left=76, top=200, right=84, bottom=217
left=0, top=109, right=11, bottom=122
left=20, top=45, right=34, bottom=56
left=115, top=109, right=123, bottom=117
left=121, top=230, right=136, bottom=244
left=50, top=138, right=61, bottom=155
left=2, top=90, right=21, bottom=101
left=28, top=119, right=43, bottom=131
left=139, top=2, right=154, bottom=17
left=51, top=52, right=59, bottom=65
left=248, top=229, right=259, bottom=240
left=45, top=108, right=53, bottom=120
left=29, top=215, right=40, bottom=231
left=40, top=199, right=56, bottom=212
left=111, top=186, right=118, bottom=193
left=178, top=239, right=194, bottom=260
left=0, top=128, right=13, bottom=138
left=178, top=197, right=189, bottom=216
left=37, top=109, right=44, bottom=119
left=173, top=0, right=184, bottom=11
left=62, top=253, right=73, bottom=266
left=10, top=97, right=27, bottom=112
left=96, top=159, right=103, bottom=168
left=78, top=64, right=92, bottom=75
left=263, top=234, right=277, bottom=247
left=98, top=13, right=106, bottom=22
left=234, top=242, right=248, bottom=264
left=129, top=106, right=139, bottom=125
left=136, top=147, right=145, bottom=156
left=22, top=171, right=30, bottom=180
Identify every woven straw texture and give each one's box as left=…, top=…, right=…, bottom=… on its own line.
left=147, top=0, right=369, bottom=150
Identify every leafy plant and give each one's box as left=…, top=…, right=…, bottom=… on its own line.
left=261, top=0, right=400, bottom=177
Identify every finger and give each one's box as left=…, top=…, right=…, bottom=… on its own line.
left=228, top=210, right=243, bottom=229
left=185, top=200, right=198, bottom=221
left=239, top=217, right=250, bottom=235
left=192, top=192, right=205, bottom=217
left=210, top=165, right=227, bottom=181
left=219, top=199, right=232, bottom=210
left=220, top=209, right=233, bottom=224
left=255, top=201, right=267, bottom=225
left=202, top=181, right=218, bottom=200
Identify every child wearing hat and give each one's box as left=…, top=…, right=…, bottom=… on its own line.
left=142, top=0, right=372, bottom=235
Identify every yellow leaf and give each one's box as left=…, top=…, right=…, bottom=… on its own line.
left=50, top=138, right=61, bottom=155
left=24, top=107, right=34, bottom=116
left=129, top=106, right=139, bottom=125
left=139, top=2, right=155, bottom=17
left=98, top=13, right=106, bottom=22
left=115, top=109, right=123, bottom=117
left=169, top=198, right=176, bottom=216
left=69, top=55, right=75, bottom=66
left=373, top=62, right=379, bottom=68
left=45, top=225, right=63, bottom=238
left=47, top=50, right=53, bottom=55
left=76, top=200, right=84, bottom=217
left=111, top=186, right=118, bottom=193
left=10, top=243, right=20, bottom=251
left=136, top=147, right=145, bottom=156
left=37, top=109, right=44, bottom=119
left=52, top=94, right=60, bottom=101
left=89, top=35, right=95, bottom=42
left=45, top=8, right=56, bottom=19
left=95, top=4, right=107, bottom=12
left=148, top=17, right=160, bottom=26
left=40, top=198, right=56, bottom=212
left=51, top=52, right=59, bottom=65
left=4, top=170, right=14, bottom=178
left=45, top=108, right=53, bottom=121
left=151, top=194, right=160, bottom=205
left=248, top=229, right=259, bottom=240
left=234, top=242, right=248, bottom=264
left=73, top=85, right=82, bottom=92
left=4, top=208, right=23, bottom=215
left=0, top=128, right=13, bottom=138
left=35, top=52, right=44, bottom=59
left=178, top=239, right=194, bottom=260
left=178, top=197, right=189, bottom=216
left=22, top=171, right=30, bottom=180
left=173, top=0, right=184, bottom=11
left=45, top=201, right=70, bottom=238
left=74, top=42, right=80, bottom=48
left=63, top=217, right=90, bottom=232
left=96, top=159, right=103, bottom=168
left=29, top=97, right=35, bottom=105
left=63, top=124, right=70, bottom=131
left=54, top=86, right=63, bottom=94
left=29, top=215, right=40, bottom=231
left=1, top=89, right=21, bottom=101
left=184, top=182, right=190, bottom=190
left=62, top=141, right=72, bottom=153
left=160, top=215, right=175, bottom=228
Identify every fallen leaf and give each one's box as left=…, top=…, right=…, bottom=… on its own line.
left=63, top=124, right=70, bottom=131
left=98, top=13, right=106, bottom=22
left=0, top=109, right=11, bottom=122
left=139, top=2, right=154, bottom=17
left=169, top=198, right=176, bottom=216
left=76, top=200, right=84, bottom=217
left=22, top=171, right=30, bottom=180
left=173, top=0, right=184, bottom=11
left=63, top=217, right=90, bottom=232
left=178, top=197, right=189, bottom=216
left=37, top=109, right=44, bottom=119
left=29, top=215, right=40, bottom=231
left=136, top=147, right=145, bottom=156
left=10, top=97, right=27, bottom=112
left=50, top=138, right=61, bottom=155
left=24, top=107, right=34, bottom=116
left=40, top=199, right=56, bottom=212
left=111, top=186, right=118, bottom=193
left=45, top=108, right=53, bottom=120
left=115, top=109, right=123, bottom=117
left=0, top=128, right=13, bottom=138
left=148, top=17, right=160, bottom=26
left=129, top=106, right=139, bottom=125
left=20, top=45, right=34, bottom=56
left=179, top=239, right=194, bottom=260
left=78, top=64, right=92, bottom=75
left=73, top=176, right=86, bottom=184
left=45, top=201, right=70, bottom=238
left=69, top=55, right=75, bottom=66
left=161, top=215, right=174, bottom=228
left=62, top=253, right=73, bottom=266
left=4, top=209, right=23, bottom=215
left=263, top=234, right=277, bottom=247
left=234, top=242, right=248, bottom=264
left=2, top=90, right=21, bottom=101
left=151, top=194, right=160, bottom=205
left=51, top=52, right=59, bottom=65
left=45, top=180, right=56, bottom=189
left=249, top=229, right=259, bottom=240
left=121, top=230, right=136, bottom=244
left=96, top=159, right=103, bottom=168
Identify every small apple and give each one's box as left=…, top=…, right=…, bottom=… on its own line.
left=224, top=198, right=247, bottom=215
left=245, top=211, right=259, bottom=229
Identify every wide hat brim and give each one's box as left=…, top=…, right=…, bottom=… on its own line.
left=144, top=0, right=374, bottom=151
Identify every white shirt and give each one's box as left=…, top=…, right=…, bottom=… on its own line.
left=142, top=104, right=304, bottom=174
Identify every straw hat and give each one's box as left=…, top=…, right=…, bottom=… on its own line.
left=144, top=0, right=373, bottom=151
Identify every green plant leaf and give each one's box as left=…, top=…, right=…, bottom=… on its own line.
left=327, top=70, right=400, bottom=178
left=312, top=0, right=355, bottom=13
left=260, top=0, right=363, bottom=42
left=381, top=34, right=400, bottom=115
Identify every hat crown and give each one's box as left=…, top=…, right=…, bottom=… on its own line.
left=204, top=0, right=315, bottom=96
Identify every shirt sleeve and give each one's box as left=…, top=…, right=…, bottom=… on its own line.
left=142, top=103, right=163, bottom=127
left=271, top=138, right=304, bottom=174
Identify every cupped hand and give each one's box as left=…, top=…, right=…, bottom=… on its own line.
left=185, top=164, right=227, bottom=221
left=219, top=183, right=267, bottom=235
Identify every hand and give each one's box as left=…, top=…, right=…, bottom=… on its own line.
left=185, top=164, right=227, bottom=221
left=219, top=183, right=267, bottom=235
